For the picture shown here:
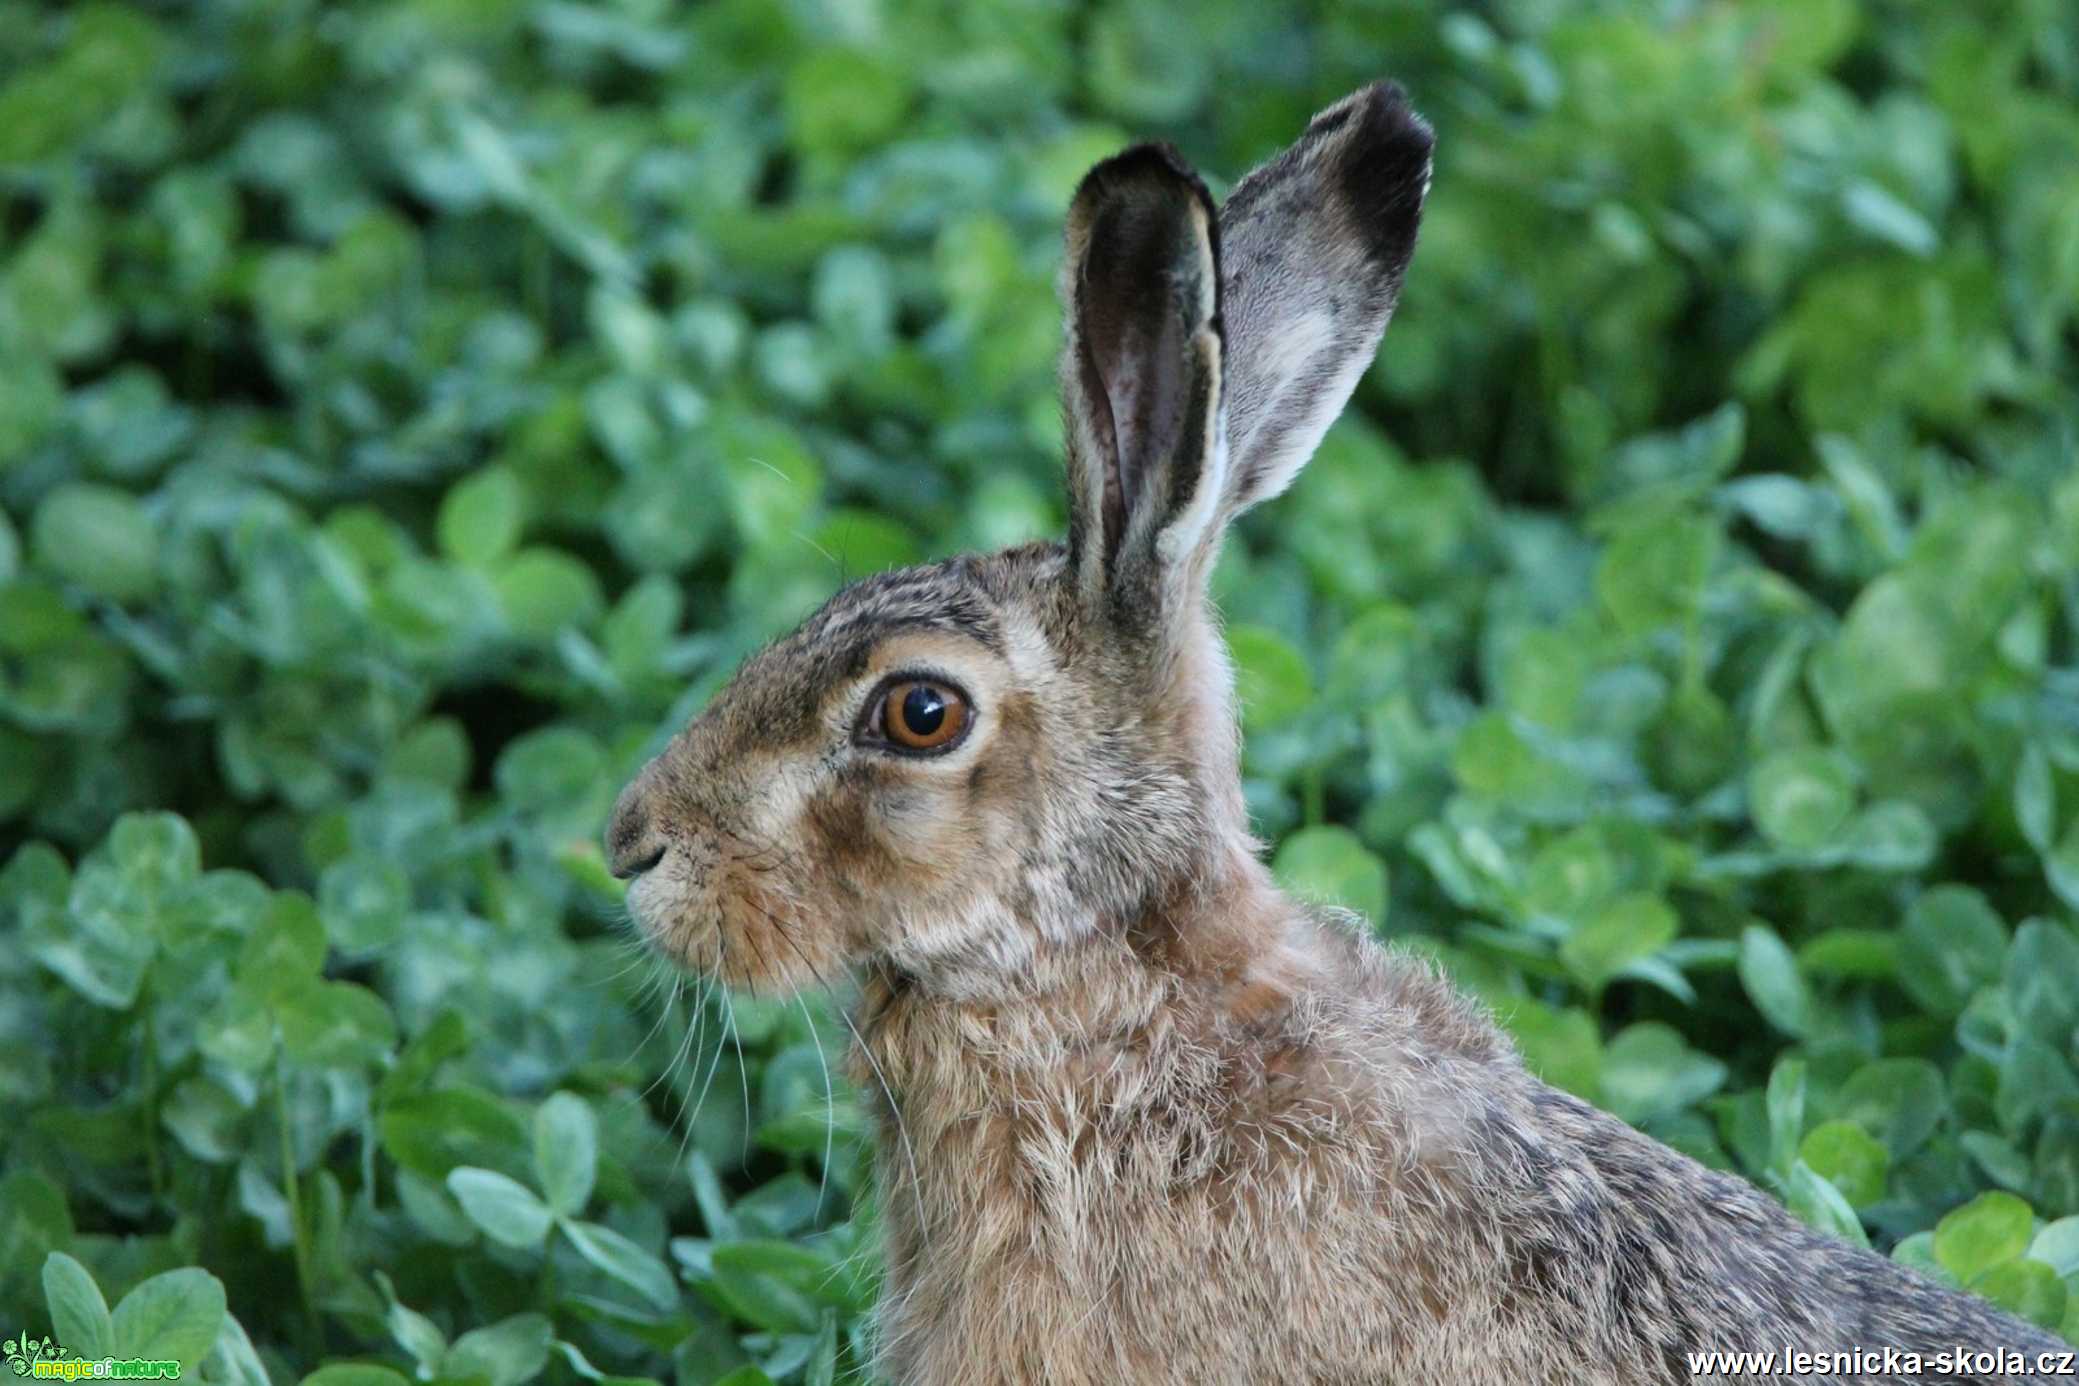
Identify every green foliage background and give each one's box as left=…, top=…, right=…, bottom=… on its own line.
left=4, top=0, right=2079, bottom=1380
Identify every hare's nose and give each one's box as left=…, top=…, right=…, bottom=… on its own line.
left=605, top=770, right=666, bottom=879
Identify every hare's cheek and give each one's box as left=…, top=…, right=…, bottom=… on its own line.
left=865, top=784, right=990, bottom=895
left=796, top=783, right=886, bottom=889
left=797, top=774, right=951, bottom=891
left=712, top=869, right=837, bottom=989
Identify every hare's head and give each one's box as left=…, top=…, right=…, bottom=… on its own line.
left=607, top=82, right=1432, bottom=998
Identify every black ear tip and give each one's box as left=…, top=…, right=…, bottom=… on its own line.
left=1325, top=80, right=1434, bottom=270
left=1325, top=80, right=1435, bottom=171
left=1070, top=141, right=1217, bottom=223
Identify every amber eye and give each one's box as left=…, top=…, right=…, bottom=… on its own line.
left=876, top=680, right=970, bottom=752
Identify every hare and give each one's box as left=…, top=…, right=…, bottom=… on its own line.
left=606, top=82, right=2069, bottom=1384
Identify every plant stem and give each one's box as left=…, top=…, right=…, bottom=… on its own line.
left=276, top=1048, right=324, bottom=1359
left=141, top=994, right=164, bottom=1201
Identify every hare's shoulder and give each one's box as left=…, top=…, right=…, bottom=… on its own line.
left=1199, top=902, right=1544, bottom=1186
left=1281, top=900, right=1517, bottom=1066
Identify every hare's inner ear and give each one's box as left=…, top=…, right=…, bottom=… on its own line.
left=1215, top=81, right=1433, bottom=520
left=1059, top=144, right=1226, bottom=615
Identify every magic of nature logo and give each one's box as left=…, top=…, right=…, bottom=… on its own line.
left=3, top=1334, right=181, bottom=1381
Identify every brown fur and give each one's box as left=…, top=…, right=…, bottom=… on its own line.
left=608, top=83, right=2067, bottom=1383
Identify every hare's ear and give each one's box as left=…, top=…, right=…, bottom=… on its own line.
left=1059, top=143, right=1227, bottom=617
left=1215, top=81, right=1432, bottom=519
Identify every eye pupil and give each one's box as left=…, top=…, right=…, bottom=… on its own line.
left=901, top=684, right=946, bottom=737
left=872, top=679, right=969, bottom=752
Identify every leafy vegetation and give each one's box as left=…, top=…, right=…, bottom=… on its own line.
left=4, top=0, right=2079, bottom=1380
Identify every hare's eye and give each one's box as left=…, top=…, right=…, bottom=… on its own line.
left=874, top=680, right=970, bottom=753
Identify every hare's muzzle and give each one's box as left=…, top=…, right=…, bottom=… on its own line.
left=605, top=762, right=667, bottom=879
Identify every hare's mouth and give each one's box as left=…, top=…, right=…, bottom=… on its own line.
left=624, top=853, right=841, bottom=997
left=616, top=841, right=666, bottom=877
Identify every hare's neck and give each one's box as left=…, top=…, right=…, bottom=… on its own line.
left=857, top=854, right=1284, bottom=1070
left=1171, top=599, right=1254, bottom=854
left=849, top=857, right=1297, bottom=1152
left=849, top=865, right=1322, bottom=1297
left=854, top=930, right=1167, bottom=1109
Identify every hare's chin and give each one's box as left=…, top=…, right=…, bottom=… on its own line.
left=624, top=874, right=755, bottom=981
left=623, top=871, right=694, bottom=952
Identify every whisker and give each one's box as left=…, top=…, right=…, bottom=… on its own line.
left=767, top=920, right=931, bottom=1249
left=600, top=907, right=669, bottom=986
left=626, top=957, right=685, bottom=1091
left=790, top=525, right=837, bottom=566
left=718, top=824, right=795, bottom=873
left=795, top=989, right=837, bottom=1222
left=716, top=932, right=754, bottom=1165
left=723, top=991, right=753, bottom=1166
left=588, top=922, right=696, bottom=1175
left=840, top=1001, right=931, bottom=1256
left=656, top=972, right=706, bottom=1122
left=736, top=891, right=844, bottom=1225
left=678, top=980, right=729, bottom=1170
left=638, top=968, right=695, bottom=1106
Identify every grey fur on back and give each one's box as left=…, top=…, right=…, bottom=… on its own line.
left=606, top=81, right=2071, bottom=1384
